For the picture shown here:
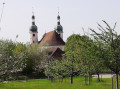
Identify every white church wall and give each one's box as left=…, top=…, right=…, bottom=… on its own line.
left=30, top=32, right=38, bottom=44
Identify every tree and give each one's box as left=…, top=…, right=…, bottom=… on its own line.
left=21, top=44, right=49, bottom=79
left=0, top=40, right=26, bottom=81
left=44, top=58, right=73, bottom=83
left=90, top=20, right=120, bottom=89
left=64, top=34, right=105, bottom=85
left=77, top=35, right=97, bottom=85
left=63, top=34, right=83, bottom=84
left=63, top=34, right=97, bottom=84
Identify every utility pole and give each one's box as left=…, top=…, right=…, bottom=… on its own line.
left=0, top=2, right=5, bottom=30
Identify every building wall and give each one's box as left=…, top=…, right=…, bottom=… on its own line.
left=41, top=45, right=65, bottom=51
left=60, top=33, right=63, bottom=39
left=30, top=32, right=38, bottom=44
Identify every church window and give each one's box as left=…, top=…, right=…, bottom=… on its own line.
left=33, top=34, right=35, bottom=36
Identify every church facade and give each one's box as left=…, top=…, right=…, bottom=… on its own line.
left=29, top=13, right=65, bottom=60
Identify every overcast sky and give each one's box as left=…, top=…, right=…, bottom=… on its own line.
left=0, top=0, right=120, bottom=43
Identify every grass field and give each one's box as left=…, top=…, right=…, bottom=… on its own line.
left=0, top=77, right=119, bottom=89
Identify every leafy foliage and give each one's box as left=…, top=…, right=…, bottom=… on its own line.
left=90, top=20, right=120, bottom=89
left=0, top=40, right=26, bottom=80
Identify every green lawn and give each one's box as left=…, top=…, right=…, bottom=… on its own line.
left=0, top=77, right=119, bottom=89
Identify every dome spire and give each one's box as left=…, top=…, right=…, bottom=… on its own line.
left=54, top=9, right=63, bottom=39
left=29, top=11, right=38, bottom=32
left=57, top=8, right=60, bottom=25
left=32, top=11, right=35, bottom=25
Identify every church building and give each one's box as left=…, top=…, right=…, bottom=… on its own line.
left=29, top=12, right=65, bottom=60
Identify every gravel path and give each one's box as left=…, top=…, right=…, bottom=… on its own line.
left=92, top=73, right=116, bottom=78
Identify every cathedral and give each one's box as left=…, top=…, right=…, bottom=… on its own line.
left=29, top=12, right=65, bottom=60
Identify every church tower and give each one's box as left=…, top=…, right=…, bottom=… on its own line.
left=29, top=13, right=38, bottom=44
left=54, top=12, right=63, bottom=39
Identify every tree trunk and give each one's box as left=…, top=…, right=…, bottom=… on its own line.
left=53, top=78, right=55, bottom=83
left=88, top=73, right=91, bottom=85
left=91, top=75, right=92, bottom=84
left=101, top=74, right=102, bottom=80
left=51, top=77, right=53, bottom=83
left=59, top=78, right=60, bottom=83
left=61, top=78, right=63, bottom=83
left=116, top=73, right=119, bottom=89
left=112, top=77, right=113, bottom=89
left=88, top=64, right=91, bottom=85
left=97, top=73, right=100, bottom=82
left=70, top=57, right=74, bottom=84
left=48, top=76, right=50, bottom=80
left=70, top=75, right=73, bottom=84
left=65, top=77, right=66, bottom=84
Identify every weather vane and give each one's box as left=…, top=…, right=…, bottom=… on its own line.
left=58, top=7, right=60, bottom=15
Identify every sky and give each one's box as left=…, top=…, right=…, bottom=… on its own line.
left=0, top=0, right=120, bottom=43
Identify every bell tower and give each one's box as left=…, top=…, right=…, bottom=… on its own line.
left=29, top=13, right=38, bottom=44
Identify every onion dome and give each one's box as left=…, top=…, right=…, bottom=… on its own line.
left=54, top=13, right=63, bottom=33
left=30, top=25, right=38, bottom=32
left=54, top=24, right=63, bottom=33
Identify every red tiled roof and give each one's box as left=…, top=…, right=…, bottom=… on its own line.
left=49, top=47, right=65, bottom=60
left=39, top=30, right=65, bottom=46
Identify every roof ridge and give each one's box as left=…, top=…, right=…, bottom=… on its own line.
left=39, top=33, right=46, bottom=43
left=39, top=30, right=65, bottom=46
